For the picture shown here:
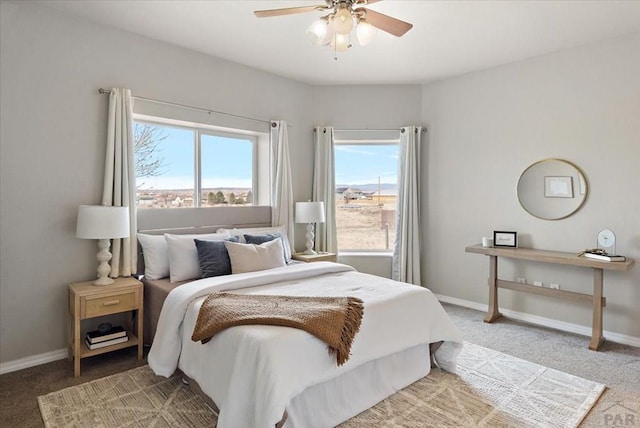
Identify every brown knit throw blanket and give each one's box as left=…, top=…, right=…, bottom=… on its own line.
left=191, top=292, right=364, bottom=366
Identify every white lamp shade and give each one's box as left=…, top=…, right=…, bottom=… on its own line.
left=295, top=201, right=326, bottom=224
left=319, top=25, right=336, bottom=46
left=76, top=205, right=130, bottom=239
left=356, top=21, right=377, bottom=46
left=332, top=7, right=354, bottom=34
left=306, top=18, right=329, bottom=45
left=331, top=33, right=351, bottom=52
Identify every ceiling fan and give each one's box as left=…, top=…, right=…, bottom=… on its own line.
left=254, top=0, right=413, bottom=53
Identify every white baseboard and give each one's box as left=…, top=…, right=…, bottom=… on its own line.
left=435, top=294, right=640, bottom=348
left=0, top=348, right=67, bottom=375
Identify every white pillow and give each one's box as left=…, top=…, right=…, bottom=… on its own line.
left=137, top=234, right=169, bottom=280
left=165, top=233, right=230, bottom=282
left=217, top=226, right=292, bottom=261
left=224, top=238, right=286, bottom=274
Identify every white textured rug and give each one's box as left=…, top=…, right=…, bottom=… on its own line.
left=342, top=342, right=606, bottom=427
left=38, top=342, right=605, bottom=427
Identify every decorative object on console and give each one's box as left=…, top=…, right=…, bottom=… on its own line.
left=578, top=229, right=625, bottom=262
left=76, top=205, right=130, bottom=286
left=296, top=201, right=326, bottom=255
left=597, top=229, right=616, bottom=255
left=493, top=231, right=517, bottom=248
left=583, top=252, right=626, bottom=262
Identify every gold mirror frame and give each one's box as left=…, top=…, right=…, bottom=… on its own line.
left=517, top=158, right=588, bottom=220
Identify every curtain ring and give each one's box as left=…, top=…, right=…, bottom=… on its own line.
left=401, top=128, right=405, bottom=133
left=271, top=121, right=278, bottom=128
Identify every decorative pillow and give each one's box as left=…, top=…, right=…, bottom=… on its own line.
left=244, top=233, right=287, bottom=264
left=165, top=232, right=230, bottom=282
left=137, top=233, right=170, bottom=280
left=194, top=237, right=239, bottom=278
left=224, top=238, right=286, bottom=274
left=218, top=226, right=292, bottom=261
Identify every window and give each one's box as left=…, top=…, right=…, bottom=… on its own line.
left=334, top=138, right=399, bottom=251
left=133, top=118, right=260, bottom=208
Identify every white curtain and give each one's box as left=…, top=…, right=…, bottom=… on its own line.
left=270, top=120, right=294, bottom=253
left=392, top=126, right=422, bottom=285
left=312, top=126, right=337, bottom=253
left=103, top=88, right=137, bottom=278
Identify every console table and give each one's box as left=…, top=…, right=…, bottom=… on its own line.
left=465, top=244, right=635, bottom=351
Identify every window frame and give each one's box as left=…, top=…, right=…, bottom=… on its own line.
left=333, top=133, right=400, bottom=253
left=133, top=114, right=262, bottom=208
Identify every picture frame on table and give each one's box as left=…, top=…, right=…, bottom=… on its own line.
left=493, top=231, right=517, bottom=248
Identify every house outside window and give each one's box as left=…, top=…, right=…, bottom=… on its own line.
left=334, top=133, right=400, bottom=251
left=133, top=118, right=261, bottom=209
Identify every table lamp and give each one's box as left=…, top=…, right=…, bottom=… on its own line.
left=76, top=205, right=130, bottom=285
left=295, top=201, right=325, bottom=255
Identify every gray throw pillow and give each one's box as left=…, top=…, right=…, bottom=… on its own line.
left=194, top=236, right=239, bottom=278
left=244, top=233, right=287, bottom=263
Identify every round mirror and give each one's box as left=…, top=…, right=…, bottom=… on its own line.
left=517, top=159, right=588, bottom=220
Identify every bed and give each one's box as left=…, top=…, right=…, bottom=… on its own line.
left=137, top=208, right=463, bottom=427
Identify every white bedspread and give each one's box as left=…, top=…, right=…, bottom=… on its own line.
left=148, top=262, right=463, bottom=428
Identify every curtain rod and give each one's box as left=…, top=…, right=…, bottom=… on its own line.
left=98, top=88, right=271, bottom=125
left=315, top=127, right=426, bottom=132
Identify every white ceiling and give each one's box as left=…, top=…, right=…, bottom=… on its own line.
left=39, top=0, right=640, bottom=85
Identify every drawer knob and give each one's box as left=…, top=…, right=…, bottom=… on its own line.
left=103, top=300, right=120, bottom=306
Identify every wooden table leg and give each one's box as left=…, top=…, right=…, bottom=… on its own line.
left=67, top=311, right=73, bottom=361
left=137, top=307, right=143, bottom=360
left=74, top=313, right=81, bottom=377
left=589, top=268, right=605, bottom=351
left=485, top=255, right=502, bottom=323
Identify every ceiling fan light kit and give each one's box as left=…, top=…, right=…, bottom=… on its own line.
left=356, top=20, right=376, bottom=46
left=255, top=0, right=412, bottom=57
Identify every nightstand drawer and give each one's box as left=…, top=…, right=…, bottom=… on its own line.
left=82, top=291, right=137, bottom=318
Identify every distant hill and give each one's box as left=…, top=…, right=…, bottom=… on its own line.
left=336, top=183, right=397, bottom=194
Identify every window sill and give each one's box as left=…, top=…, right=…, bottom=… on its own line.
left=338, top=251, right=393, bottom=258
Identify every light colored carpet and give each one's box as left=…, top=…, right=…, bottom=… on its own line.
left=38, top=342, right=604, bottom=428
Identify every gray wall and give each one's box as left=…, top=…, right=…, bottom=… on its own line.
left=421, top=33, right=640, bottom=339
left=1, top=1, right=639, bottom=367
left=311, top=84, right=422, bottom=129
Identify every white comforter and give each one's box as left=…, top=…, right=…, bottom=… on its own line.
left=148, top=262, right=462, bottom=428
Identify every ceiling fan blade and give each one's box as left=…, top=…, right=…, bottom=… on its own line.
left=254, top=5, right=326, bottom=18
left=357, top=8, right=413, bottom=37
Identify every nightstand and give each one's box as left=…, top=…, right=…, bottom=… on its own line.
left=68, top=276, right=143, bottom=377
left=291, top=252, right=337, bottom=263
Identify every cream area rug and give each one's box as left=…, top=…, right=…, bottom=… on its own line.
left=38, top=342, right=605, bottom=428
